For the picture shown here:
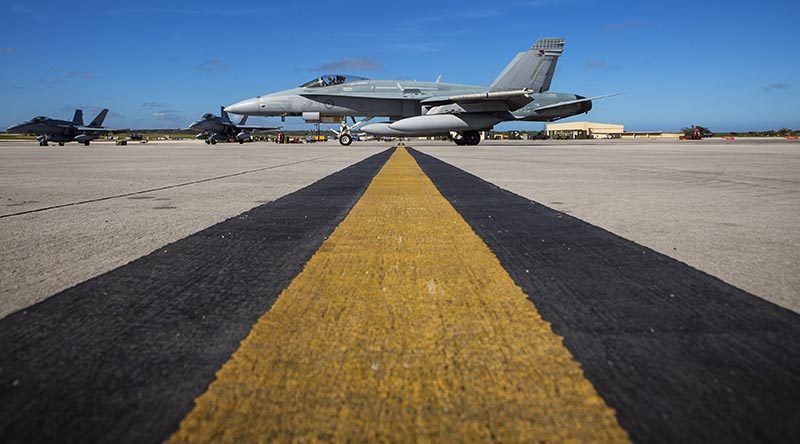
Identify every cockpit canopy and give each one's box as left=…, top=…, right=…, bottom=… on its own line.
left=32, top=116, right=47, bottom=123
left=202, top=113, right=214, bottom=119
left=299, top=74, right=368, bottom=88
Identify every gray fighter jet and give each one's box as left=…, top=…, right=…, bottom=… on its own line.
left=224, top=38, right=618, bottom=146
left=187, top=106, right=281, bottom=144
left=6, top=109, right=120, bottom=146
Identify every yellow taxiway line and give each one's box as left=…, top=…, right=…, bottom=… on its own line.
left=169, top=147, right=629, bottom=443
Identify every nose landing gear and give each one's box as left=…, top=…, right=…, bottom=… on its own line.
left=338, top=133, right=353, bottom=146
left=334, top=116, right=374, bottom=146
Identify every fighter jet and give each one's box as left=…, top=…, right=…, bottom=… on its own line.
left=224, top=38, right=618, bottom=146
left=187, top=106, right=281, bottom=144
left=6, top=109, right=120, bottom=146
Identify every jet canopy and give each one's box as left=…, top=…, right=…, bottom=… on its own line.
left=32, top=116, right=47, bottom=123
left=299, top=74, right=368, bottom=88
left=202, top=113, right=214, bottom=119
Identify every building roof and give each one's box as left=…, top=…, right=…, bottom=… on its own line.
left=545, top=121, right=624, bottom=132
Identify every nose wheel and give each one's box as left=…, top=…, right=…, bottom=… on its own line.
left=338, top=134, right=353, bottom=146
left=333, top=116, right=374, bottom=146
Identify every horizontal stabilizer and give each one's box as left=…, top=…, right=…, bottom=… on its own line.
left=533, top=92, right=622, bottom=112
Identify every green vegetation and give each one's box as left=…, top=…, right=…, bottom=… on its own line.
left=715, top=128, right=800, bottom=138
left=0, top=133, right=36, bottom=140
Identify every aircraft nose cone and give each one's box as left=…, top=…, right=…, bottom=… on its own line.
left=224, top=97, right=259, bottom=115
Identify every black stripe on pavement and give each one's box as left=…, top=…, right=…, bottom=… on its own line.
left=0, top=149, right=393, bottom=444
left=409, top=148, right=800, bottom=444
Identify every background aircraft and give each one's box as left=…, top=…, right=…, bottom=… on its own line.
left=224, top=38, right=617, bottom=146
left=6, top=109, right=121, bottom=146
left=187, top=107, right=281, bottom=144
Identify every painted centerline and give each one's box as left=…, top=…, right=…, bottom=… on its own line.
left=169, top=147, right=629, bottom=443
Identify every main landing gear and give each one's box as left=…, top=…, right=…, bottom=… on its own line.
left=452, top=130, right=481, bottom=146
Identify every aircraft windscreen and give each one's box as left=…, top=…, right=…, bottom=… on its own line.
left=32, top=116, right=47, bottom=122
left=202, top=113, right=214, bottom=119
left=299, top=74, right=368, bottom=88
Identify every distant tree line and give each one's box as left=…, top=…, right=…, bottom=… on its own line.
left=681, top=126, right=799, bottom=138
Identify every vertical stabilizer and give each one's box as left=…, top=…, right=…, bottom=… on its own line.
left=490, top=38, right=565, bottom=93
left=72, top=109, right=84, bottom=126
left=88, top=109, right=109, bottom=127
left=221, top=106, right=230, bottom=122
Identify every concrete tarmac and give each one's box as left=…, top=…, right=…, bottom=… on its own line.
left=0, top=141, right=385, bottom=318
left=1, top=138, right=798, bottom=318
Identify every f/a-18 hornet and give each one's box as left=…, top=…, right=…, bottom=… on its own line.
left=224, top=38, right=618, bottom=146
left=186, top=106, right=281, bottom=144
left=6, top=109, right=121, bottom=146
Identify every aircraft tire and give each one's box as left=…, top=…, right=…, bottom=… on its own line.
left=84, top=141, right=90, bottom=146
left=453, top=135, right=467, bottom=146
left=58, top=142, right=65, bottom=146
left=464, top=131, right=481, bottom=146
left=339, top=134, right=353, bottom=146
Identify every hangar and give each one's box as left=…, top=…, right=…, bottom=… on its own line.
left=545, top=121, right=624, bottom=139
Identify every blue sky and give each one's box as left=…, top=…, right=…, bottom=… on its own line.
left=1, top=0, right=798, bottom=132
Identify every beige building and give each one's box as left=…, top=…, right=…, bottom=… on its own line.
left=545, top=121, right=624, bottom=139
left=620, top=131, right=683, bottom=139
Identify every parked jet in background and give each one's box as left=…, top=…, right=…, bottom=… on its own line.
left=187, top=107, right=281, bottom=144
left=225, top=38, right=618, bottom=146
left=6, top=109, right=120, bottom=146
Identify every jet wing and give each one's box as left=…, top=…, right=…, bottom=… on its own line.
left=74, top=127, right=125, bottom=132
left=236, top=125, right=282, bottom=131
left=421, top=89, right=534, bottom=111
left=533, top=93, right=621, bottom=112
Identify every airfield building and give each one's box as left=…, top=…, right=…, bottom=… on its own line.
left=545, top=121, right=624, bottom=139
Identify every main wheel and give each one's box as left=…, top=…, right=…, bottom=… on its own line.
left=84, top=141, right=90, bottom=146
left=210, top=139, right=217, bottom=145
left=339, top=134, right=353, bottom=146
left=463, top=131, right=481, bottom=146
left=58, top=142, right=65, bottom=146
left=453, top=134, right=467, bottom=146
